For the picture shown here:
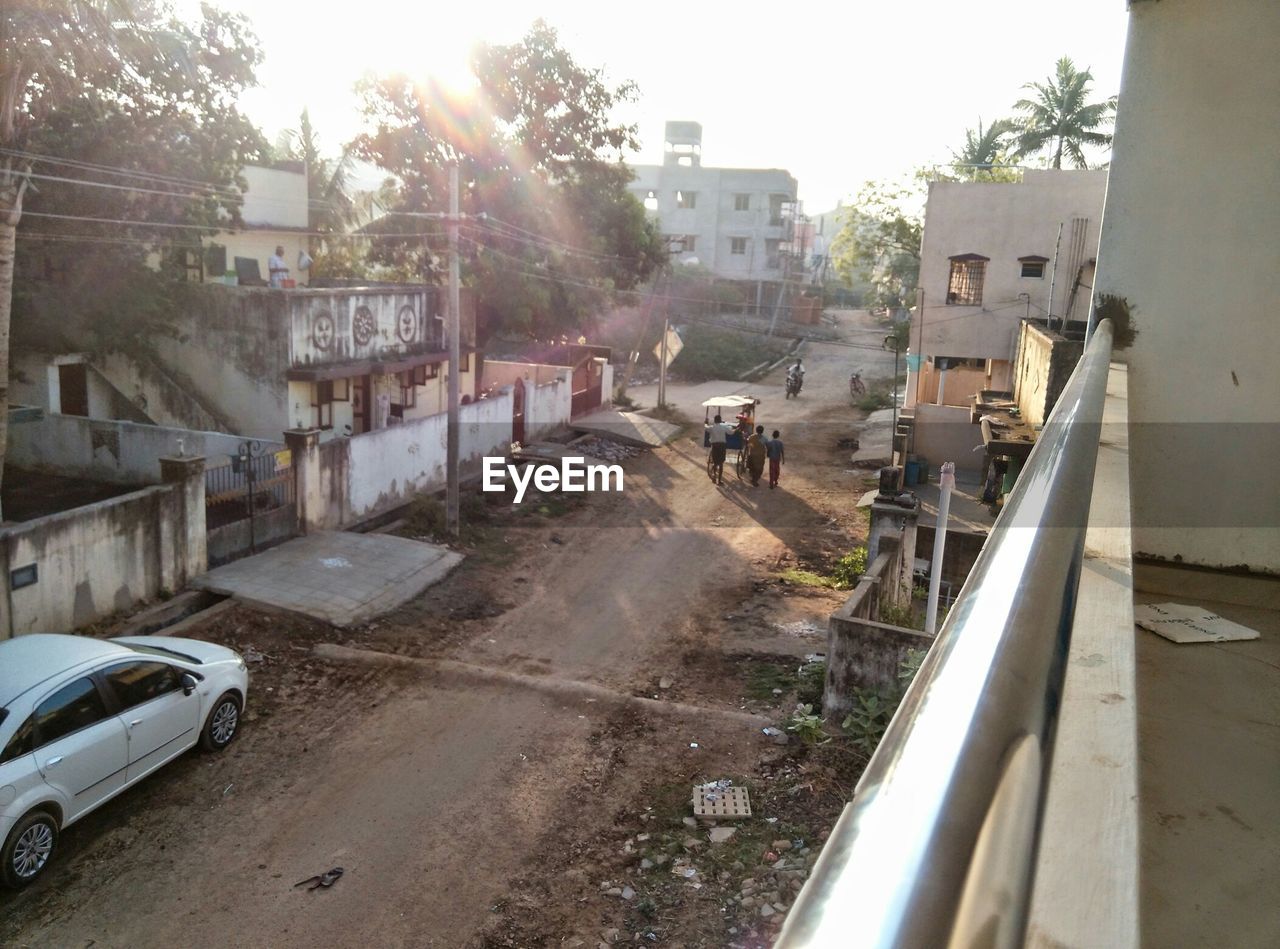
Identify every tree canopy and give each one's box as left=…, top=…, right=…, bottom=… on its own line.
left=830, top=177, right=923, bottom=309
left=1012, top=56, right=1116, bottom=169
left=1, top=1, right=268, bottom=511
left=351, top=20, right=666, bottom=342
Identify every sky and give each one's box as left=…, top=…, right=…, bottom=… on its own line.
left=188, top=0, right=1131, bottom=213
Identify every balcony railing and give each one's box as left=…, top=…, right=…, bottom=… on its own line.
left=776, top=321, right=1116, bottom=949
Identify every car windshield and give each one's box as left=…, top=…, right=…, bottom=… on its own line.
left=114, top=642, right=203, bottom=664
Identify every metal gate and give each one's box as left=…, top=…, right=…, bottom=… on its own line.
left=204, top=441, right=297, bottom=564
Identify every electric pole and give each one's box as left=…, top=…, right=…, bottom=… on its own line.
left=446, top=165, right=461, bottom=536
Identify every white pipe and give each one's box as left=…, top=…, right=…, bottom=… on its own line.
left=926, top=461, right=956, bottom=635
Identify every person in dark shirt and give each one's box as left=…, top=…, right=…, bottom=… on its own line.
left=766, top=430, right=785, bottom=489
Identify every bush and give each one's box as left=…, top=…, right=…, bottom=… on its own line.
left=830, top=547, right=868, bottom=589
left=672, top=323, right=790, bottom=382
left=857, top=389, right=893, bottom=412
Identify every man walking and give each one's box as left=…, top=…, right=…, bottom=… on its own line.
left=766, top=429, right=785, bottom=489
left=706, top=413, right=730, bottom=485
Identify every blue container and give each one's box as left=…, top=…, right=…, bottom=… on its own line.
left=904, top=460, right=921, bottom=486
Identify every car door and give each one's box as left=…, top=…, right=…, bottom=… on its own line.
left=101, top=661, right=201, bottom=782
left=30, top=676, right=130, bottom=824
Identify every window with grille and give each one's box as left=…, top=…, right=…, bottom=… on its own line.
left=946, top=255, right=989, bottom=305
left=731, top=237, right=747, bottom=255
left=734, top=193, right=750, bottom=211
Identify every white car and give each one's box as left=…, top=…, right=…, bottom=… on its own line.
left=0, top=633, right=248, bottom=888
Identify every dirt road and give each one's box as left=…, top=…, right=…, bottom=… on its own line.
left=1, top=310, right=898, bottom=948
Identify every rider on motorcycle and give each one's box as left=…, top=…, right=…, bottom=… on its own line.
left=786, top=360, right=805, bottom=394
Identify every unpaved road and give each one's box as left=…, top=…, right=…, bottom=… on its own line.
left=1, top=310, right=896, bottom=948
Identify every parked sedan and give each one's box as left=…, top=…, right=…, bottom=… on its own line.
left=0, top=633, right=248, bottom=888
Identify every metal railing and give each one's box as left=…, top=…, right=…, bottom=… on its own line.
left=776, top=320, right=1115, bottom=949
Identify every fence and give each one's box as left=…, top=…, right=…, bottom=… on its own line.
left=204, top=444, right=296, bottom=564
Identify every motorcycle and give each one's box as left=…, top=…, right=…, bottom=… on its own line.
left=785, top=373, right=803, bottom=399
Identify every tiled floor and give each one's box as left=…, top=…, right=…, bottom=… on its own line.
left=193, top=531, right=463, bottom=626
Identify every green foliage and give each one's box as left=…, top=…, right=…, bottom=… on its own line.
left=830, top=548, right=868, bottom=589
left=858, top=390, right=894, bottom=412
left=841, top=688, right=892, bottom=754
left=840, top=650, right=928, bottom=754
left=745, top=663, right=797, bottom=701
left=830, top=177, right=923, bottom=309
left=796, top=660, right=826, bottom=707
left=877, top=601, right=917, bottom=629
left=669, top=323, right=790, bottom=382
left=8, top=3, right=268, bottom=355
left=1012, top=56, right=1116, bottom=169
left=351, top=20, right=667, bottom=343
left=949, top=118, right=1022, bottom=181
left=785, top=704, right=827, bottom=744
left=780, top=567, right=837, bottom=589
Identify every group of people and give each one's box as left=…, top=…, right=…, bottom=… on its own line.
left=705, top=413, right=786, bottom=489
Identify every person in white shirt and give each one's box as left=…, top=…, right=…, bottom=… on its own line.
left=268, top=245, right=289, bottom=288
left=706, top=413, right=731, bottom=485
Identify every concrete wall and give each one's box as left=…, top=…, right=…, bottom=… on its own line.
left=911, top=403, right=984, bottom=474
left=914, top=170, right=1107, bottom=362
left=239, top=165, right=308, bottom=229
left=331, top=389, right=513, bottom=523
left=1, top=460, right=206, bottom=638
left=523, top=378, right=572, bottom=441
left=484, top=360, right=567, bottom=388
left=207, top=229, right=308, bottom=286
left=1012, top=320, right=1084, bottom=428
left=93, top=350, right=233, bottom=432
left=1093, top=0, right=1280, bottom=573
left=286, top=287, right=435, bottom=368
left=151, top=285, right=292, bottom=441
left=7, top=413, right=279, bottom=485
left=823, top=538, right=934, bottom=718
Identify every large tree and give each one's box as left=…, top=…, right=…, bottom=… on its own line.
left=352, top=20, right=666, bottom=343
left=830, top=177, right=923, bottom=309
left=1012, top=56, right=1116, bottom=169
left=275, top=108, right=359, bottom=258
left=1, top=1, right=266, bottom=514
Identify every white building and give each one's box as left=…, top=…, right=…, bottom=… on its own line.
left=907, top=169, right=1108, bottom=409
left=628, top=122, right=800, bottom=309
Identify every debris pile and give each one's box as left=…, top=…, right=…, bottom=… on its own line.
left=570, top=436, right=646, bottom=464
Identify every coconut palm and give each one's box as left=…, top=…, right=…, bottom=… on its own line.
left=1013, top=57, right=1116, bottom=169
left=278, top=110, right=360, bottom=255
left=951, top=118, right=1017, bottom=178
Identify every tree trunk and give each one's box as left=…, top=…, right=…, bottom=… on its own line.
left=0, top=172, right=27, bottom=522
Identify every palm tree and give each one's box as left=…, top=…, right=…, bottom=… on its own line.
left=951, top=118, right=1017, bottom=179
left=278, top=110, right=359, bottom=256
left=1013, top=57, right=1116, bottom=169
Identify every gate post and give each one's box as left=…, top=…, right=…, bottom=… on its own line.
left=159, top=454, right=207, bottom=588
left=285, top=428, right=322, bottom=534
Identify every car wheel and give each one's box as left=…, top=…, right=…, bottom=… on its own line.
left=2, top=809, right=58, bottom=889
left=201, top=692, right=242, bottom=751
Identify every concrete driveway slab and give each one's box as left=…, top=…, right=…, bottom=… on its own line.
left=192, top=531, right=462, bottom=626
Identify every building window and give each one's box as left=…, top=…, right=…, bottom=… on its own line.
left=312, top=380, right=334, bottom=430
left=682, top=235, right=696, bottom=254
left=731, top=237, right=748, bottom=256
left=398, top=370, right=418, bottom=409
left=1019, top=255, right=1048, bottom=278
left=946, top=254, right=989, bottom=305
left=643, top=190, right=658, bottom=212
left=734, top=193, right=750, bottom=211
left=676, top=190, right=697, bottom=209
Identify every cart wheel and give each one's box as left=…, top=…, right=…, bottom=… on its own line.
left=736, top=450, right=747, bottom=480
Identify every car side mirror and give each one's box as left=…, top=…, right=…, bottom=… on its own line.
left=181, top=673, right=198, bottom=696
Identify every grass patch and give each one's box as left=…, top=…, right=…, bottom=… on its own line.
left=857, top=389, right=894, bottom=412
left=780, top=547, right=867, bottom=591
left=745, top=662, right=798, bottom=700
left=672, top=323, right=791, bottom=382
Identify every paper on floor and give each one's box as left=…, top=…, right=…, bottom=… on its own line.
left=1134, top=602, right=1261, bottom=644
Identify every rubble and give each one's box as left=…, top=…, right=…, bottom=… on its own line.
left=568, top=435, right=646, bottom=464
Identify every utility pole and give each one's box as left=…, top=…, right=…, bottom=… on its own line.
left=658, top=315, right=670, bottom=408
left=1046, top=221, right=1063, bottom=333
left=446, top=165, right=461, bottom=536
left=884, top=333, right=901, bottom=465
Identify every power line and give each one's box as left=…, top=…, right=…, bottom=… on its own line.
left=20, top=210, right=443, bottom=240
